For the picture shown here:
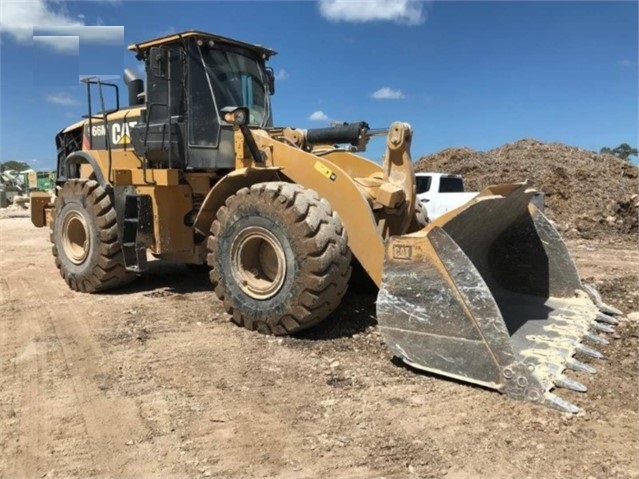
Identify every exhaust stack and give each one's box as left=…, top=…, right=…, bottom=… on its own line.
left=123, top=68, right=144, bottom=106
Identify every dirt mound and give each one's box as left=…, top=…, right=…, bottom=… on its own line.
left=415, top=138, right=639, bottom=241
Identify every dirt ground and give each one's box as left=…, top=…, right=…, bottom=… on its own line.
left=1, top=213, right=638, bottom=479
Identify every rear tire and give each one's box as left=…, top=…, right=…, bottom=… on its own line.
left=51, top=179, right=133, bottom=292
left=207, top=182, right=352, bottom=335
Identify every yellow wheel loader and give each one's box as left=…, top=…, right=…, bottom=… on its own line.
left=30, top=31, right=622, bottom=413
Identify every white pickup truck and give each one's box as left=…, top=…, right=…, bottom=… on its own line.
left=415, top=172, right=544, bottom=220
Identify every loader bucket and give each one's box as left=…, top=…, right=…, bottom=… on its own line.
left=377, top=182, right=622, bottom=413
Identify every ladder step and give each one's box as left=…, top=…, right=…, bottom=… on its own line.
left=121, top=194, right=152, bottom=272
left=125, top=247, right=147, bottom=272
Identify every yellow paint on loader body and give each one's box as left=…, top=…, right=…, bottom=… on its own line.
left=136, top=184, right=193, bottom=254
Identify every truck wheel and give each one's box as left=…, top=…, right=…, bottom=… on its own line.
left=207, top=182, right=352, bottom=335
left=51, top=179, right=133, bottom=292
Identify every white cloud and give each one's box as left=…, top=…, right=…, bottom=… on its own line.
left=0, top=1, right=123, bottom=53
left=33, top=35, right=79, bottom=55
left=371, top=87, right=406, bottom=100
left=619, top=59, right=635, bottom=68
left=318, top=0, right=426, bottom=25
left=47, top=93, right=79, bottom=106
left=0, top=1, right=80, bottom=43
left=309, top=110, right=330, bottom=121
left=275, top=69, right=289, bottom=81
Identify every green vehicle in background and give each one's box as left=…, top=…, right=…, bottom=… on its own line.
left=24, top=170, right=56, bottom=192
left=0, top=169, right=54, bottom=208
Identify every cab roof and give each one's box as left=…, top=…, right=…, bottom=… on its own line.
left=127, top=30, right=277, bottom=59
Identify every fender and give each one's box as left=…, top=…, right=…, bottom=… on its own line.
left=193, top=167, right=283, bottom=237
left=58, top=151, right=109, bottom=189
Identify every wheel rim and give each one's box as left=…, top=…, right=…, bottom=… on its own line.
left=62, top=210, right=90, bottom=264
left=231, top=226, right=287, bottom=300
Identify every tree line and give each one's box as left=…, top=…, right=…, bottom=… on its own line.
left=599, top=143, right=638, bottom=161
left=0, top=161, right=31, bottom=172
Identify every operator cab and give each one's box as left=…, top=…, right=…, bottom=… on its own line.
left=126, top=30, right=277, bottom=171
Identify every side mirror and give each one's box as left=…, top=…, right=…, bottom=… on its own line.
left=221, top=106, right=248, bottom=126
left=265, top=67, right=275, bottom=95
left=149, top=47, right=169, bottom=79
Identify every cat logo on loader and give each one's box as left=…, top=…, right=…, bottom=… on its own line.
left=111, top=121, right=137, bottom=145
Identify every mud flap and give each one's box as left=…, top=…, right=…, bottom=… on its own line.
left=377, top=183, right=621, bottom=413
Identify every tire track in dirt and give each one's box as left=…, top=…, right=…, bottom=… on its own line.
left=0, top=276, right=47, bottom=478
left=1, top=274, right=94, bottom=478
left=0, top=277, right=20, bottom=476
left=1, top=270, right=156, bottom=478
left=10, top=278, right=47, bottom=478
left=28, top=276, right=156, bottom=477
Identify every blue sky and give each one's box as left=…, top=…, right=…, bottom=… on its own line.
left=0, top=0, right=637, bottom=170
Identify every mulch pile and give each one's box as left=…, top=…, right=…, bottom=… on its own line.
left=414, top=138, right=638, bottom=241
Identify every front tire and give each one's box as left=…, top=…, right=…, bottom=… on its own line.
left=51, top=179, right=133, bottom=292
left=207, top=182, right=352, bottom=335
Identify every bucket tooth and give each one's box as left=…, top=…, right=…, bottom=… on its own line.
left=576, top=344, right=604, bottom=360
left=584, top=333, right=609, bottom=346
left=583, top=283, right=623, bottom=316
left=583, top=282, right=602, bottom=303
left=591, top=322, right=615, bottom=334
left=599, top=303, right=623, bottom=316
left=554, top=376, right=587, bottom=393
left=567, top=359, right=597, bottom=374
left=596, top=312, right=619, bottom=325
left=545, top=392, right=580, bottom=414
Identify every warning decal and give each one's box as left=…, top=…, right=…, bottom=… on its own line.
left=314, top=161, right=337, bottom=181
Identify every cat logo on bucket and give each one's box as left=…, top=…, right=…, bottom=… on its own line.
left=112, top=121, right=137, bottom=145
left=392, top=244, right=413, bottom=260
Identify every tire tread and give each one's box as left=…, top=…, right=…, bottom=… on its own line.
left=52, top=179, right=133, bottom=293
left=208, top=182, right=352, bottom=335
